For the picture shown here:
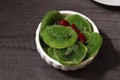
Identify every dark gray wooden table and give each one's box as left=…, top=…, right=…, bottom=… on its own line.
left=0, top=0, right=120, bottom=80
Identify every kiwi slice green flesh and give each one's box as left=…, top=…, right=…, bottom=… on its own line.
left=42, top=25, right=77, bottom=49
left=53, top=42, right=88, bottom=66
left=65, top=14, right=93, bottom=32
left=40, top=10, right=63, bottom=36
left=87, top=32, right=103, bottom=57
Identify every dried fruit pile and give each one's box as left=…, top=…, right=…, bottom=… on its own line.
left=40, top=10, right=102, bottom=66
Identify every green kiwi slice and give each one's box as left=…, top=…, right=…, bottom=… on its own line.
left=65, top=14, right=93, bottom=32
left=47, top=47, right=57, bottom=60
left=42, top=25, right=77, bottom=49
left=54, top=42, right=88, bottom=66
left=87, top=32, right=103, bottom=57
left=40, top=10, right=63, bottom=36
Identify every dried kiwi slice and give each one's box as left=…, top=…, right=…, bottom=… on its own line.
left=40, top=10, right=63, bottom=36
left=54, top=42, right=88, bottom=66
left=42, top=25, right=77, bottom=49
left=87, top=33, right=102, bottom=57
left=65, top=14, right=93, bottom=32
left=47, top=47, right=57, bottom=60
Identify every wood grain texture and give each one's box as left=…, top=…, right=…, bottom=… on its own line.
left=0, top=0, right=120, bottom=80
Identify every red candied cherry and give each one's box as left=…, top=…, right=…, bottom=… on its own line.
left=57, top=20, right=70, bottom=26
left=71, top=24, right=80, bottom=34
left=78, top=33, right=86, bottom=43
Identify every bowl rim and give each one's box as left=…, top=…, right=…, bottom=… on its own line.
left=35, top=10, right=99, bottom=70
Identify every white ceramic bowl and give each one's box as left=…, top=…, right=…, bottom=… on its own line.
left=35, top=10, right=99, bottom=71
